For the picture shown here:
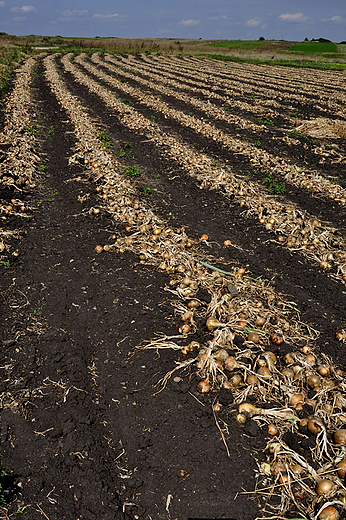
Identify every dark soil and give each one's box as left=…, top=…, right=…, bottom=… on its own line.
left=1, top=55, right=345, bottom=520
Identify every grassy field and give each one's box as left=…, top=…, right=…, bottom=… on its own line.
left=290, top=41, right=338, bottom=53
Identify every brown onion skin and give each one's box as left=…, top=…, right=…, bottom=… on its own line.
left=336, top=460, right=346, bottom=478
left=318, top=506, right=339, bottom=520
left=334, top=429, right=346, bottom=444
left=316, top=479, right=334, bottom=495
left=247, top=331, right=260, bottom=343
left=271, top=333, right=283, bottom=345
left=197, top=380, right=210, bottom=393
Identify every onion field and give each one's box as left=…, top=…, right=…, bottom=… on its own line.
left=1, top=52, right=346, bottom=520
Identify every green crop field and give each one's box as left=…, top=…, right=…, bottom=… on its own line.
left=290, top=41, right=338, bottom=53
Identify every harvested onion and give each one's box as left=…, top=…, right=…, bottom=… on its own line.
left=316, top=479, right=334, bottom=495
left=197, top=379, right=210, bottom=393
left=307, top=416, right=323, bottom=435
left=334, top=429, right=346, bottom=444
left=318, top=506, right=339, bottom=520
left=271, top=333, right=283, bottom=345
left=206, top=317, right=222, bottom=331
left=336, top=459, right=346, bottom=478
left=238, top=403, right=259, bottom=416
left=247, top=332, right=260, bottom=343
left=257, top=367, right=271, bottom=379
left=224, top=356, right=236, bottom=371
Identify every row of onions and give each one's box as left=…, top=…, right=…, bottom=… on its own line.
left=139, top=53, right=346, bottom=168
left=147, top=54, right=345, bottom=115
left=59, top=53, right=346, bottom=284
left=0, top=57, right=39, bottom=258
left=125, top=52, right=343, bottom=141
left=90, top=52, right=346, bottom=208
left=100, top=54, right=346, bottom=205
left=44, top=53, right=345, bottom=520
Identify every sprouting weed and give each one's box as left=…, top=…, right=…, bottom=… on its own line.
left=98, top=130, right=112, bottom=148
left=125, top=165, right=140, bottom=176
left=263, top=173, right=286, bottom=195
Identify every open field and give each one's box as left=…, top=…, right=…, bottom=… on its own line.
left=0, top=52, right=346, bottom=520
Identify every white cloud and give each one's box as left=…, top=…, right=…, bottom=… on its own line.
left=322, top=15, right=342, bottom=23
left=11, top=5, right=36, bottom=13
left=278, top=12, right=308, bottom=22
left=179, top=19, right=200, bottom=26
left=13, top=16, right=26, bottom=22
left=93, top=13, right=125, bottom=21
left=246, top=18, right=262, bottom=27
left=0, top=1, right=5, bottom=7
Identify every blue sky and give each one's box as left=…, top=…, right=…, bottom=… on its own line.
left=0, top=0, right=345, bottom=41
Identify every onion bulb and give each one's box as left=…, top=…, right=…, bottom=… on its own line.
left=200, top=234, right=208, bottom=241
left=257, top=366, right=271, bottom=379
left=291, top=464, right=303, bottom=475
left=334, top=429, right=346, bottom=444
left=238, top=403, right=259, bottom=416
left=316, top=479, right=334, bottom=495
left=305, top=354, right=316, bottom=366
left=213, top=349, right=229, bottom=362
left=236, top=413, right=247, bottom=424
left=212, top=402, right=222, bottom=413
left=181, top=311, right=193, bottom=322
left=271, top=333, right=283, bottom=345
left=188, top=299, right=200, bottom=309
left=263, top=351, right=277, bottom=367
left=95, top=245, right=103, bottom=254
left=307, top=374, right=321, bottom=388
left=281, top=368, right=294, bottom=379
left=283, top=353, right=294, bottom=365
left=317, top=364, right=330, bottom=377
left=235, top=320, right=247, bottom=328
left=230, top=374, right=242, bottom=387
left=247, top=332, right=260, bottom=343
left=197, top=379, right=210, bottom=393
left=224, top=356, right=236, bottom=371
left=336, top=459, right=346, bottom=478
left=289, top=393, right=304, bottom=409
left=247, top=374, right=258, bottom=385
left=318, top=506, right=339, bottom=520
left=206, top=317, right=222, bottom=331
left=268, top=423, right=278, bottom=436
left=179, top=324, right=190, bottom=335
left=255, top=316, right=266, bottom=327
left=307, top=416, right=323, bottom=435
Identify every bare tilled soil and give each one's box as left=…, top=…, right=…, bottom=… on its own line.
left=0, top=53, right=346, bottom=520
